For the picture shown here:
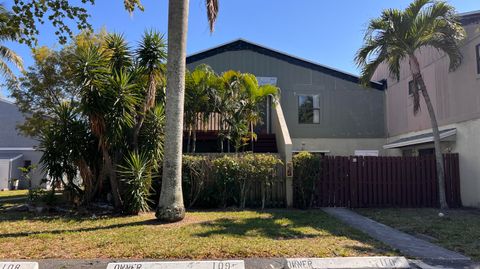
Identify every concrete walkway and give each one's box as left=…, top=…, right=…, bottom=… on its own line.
left=322, top=208, right=471, bottom=265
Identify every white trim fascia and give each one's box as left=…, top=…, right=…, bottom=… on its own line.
left=0, top=147, right=36, bottom=151
left=383, top=129, right=457, bottom=149
left=0, top=97, right=15, bottom=105
left=187, top=38, right=384, bottom=87
left=458, top=10, right=480, bottom=17
left=293, top=150, right=331, bottom=153
left=8, top=154, right=23, bottom=161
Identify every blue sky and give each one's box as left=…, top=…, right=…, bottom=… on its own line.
left=1, top=0, right=478, bottom=98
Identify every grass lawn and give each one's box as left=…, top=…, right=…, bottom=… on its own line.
left=0, top=190, right=28, bottom=199
left=357, top=208, right=480, bottom=261
left=0, top=209, right=394, bottom=259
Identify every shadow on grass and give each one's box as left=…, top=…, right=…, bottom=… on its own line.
left=0, top=218, right=161, bottom=239
left=193, top=210, right=370, bottom=241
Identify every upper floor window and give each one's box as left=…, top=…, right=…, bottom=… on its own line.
left=476, top=44, right=480, bottom=74
left=408, top=80, right=415, bottom=96
left=298, top=95, right=320, bottom=124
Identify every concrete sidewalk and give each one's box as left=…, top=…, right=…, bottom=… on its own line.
left=322, top=208, right=472, bottom=268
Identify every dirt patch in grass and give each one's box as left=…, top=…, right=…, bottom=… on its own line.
left=0, top=209, right=394, bottom=259
left=357, top=208, right=480, bottom=261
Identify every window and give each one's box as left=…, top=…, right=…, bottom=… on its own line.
left=23, top=160, right=31, bottom=168
left=476, top=44, right=480, bottom=74
left=298, top=95, right=320, bottom=124
left=418, top=148, right=435, bottom=156
left=408, top=80, right=415, bottom=96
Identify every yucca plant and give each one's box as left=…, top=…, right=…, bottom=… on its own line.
left=132, top=30, right=167, bottom=151
left=118, top=151, right=153, bottom=215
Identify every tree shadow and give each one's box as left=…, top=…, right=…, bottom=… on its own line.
left=193, top=209, right=370, bottom=241
left=0, top=218, right=161, bottom=239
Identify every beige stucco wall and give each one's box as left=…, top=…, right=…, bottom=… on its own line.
left=373, top=22, right=480, bottom=137
left=271, top=101, right=293, bottom=207
left=292, top=138, right=387, bottom=156
left=385, top=118, right=480, bottom=208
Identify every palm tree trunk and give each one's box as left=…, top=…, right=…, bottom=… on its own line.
left=156, top=0, right=188, bottom=222
left=219, top=114, right=224, bottom=153
left=103, top=149, right=122, bottom=209
left=187, top=126, right=192, bottom=153
left=192, top=120, right=197, bottom=153
left=409, top=55, right=448, bottom=209
left=250, top=121, right=254, bottom=152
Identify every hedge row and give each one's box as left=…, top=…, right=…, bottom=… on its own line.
left=182, top=154, right=283, bottom=209
left=292, top=151, right=322, bottom=208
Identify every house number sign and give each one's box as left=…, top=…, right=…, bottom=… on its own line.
left=107, top=260, right=244, bottom=269
left=0, top=262, right=38, bottom=269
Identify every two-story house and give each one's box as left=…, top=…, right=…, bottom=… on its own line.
left=186, top=39, right=386, bottom=206
left=373, top=10, right=480, bottom=208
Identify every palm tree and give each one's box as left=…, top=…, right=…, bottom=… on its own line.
left=0, top=4, right=23, bottom=80
left=185, top=64, right=216, bottom=153
left=241, top=73, right=279, bottom=151
left=156, top=0, right=219, bottom=222
left=355, top=0, right=465, bottom=209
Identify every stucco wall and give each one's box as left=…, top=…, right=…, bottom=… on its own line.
left=0, top=150, right=44, bottom=189
left=187, top=48, right=386, bottom=139
left=292, top=138, right=387, bottom=156
left=372, top=22, right=480, bottom=137
left=0, top=159, right=10, bottom=190
left=0, top=99, right=38, bottom=148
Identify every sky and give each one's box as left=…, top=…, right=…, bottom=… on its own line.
left=1, top=0, right=479, bottom=99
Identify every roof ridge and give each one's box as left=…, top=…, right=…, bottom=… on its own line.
left=186, top=39, right=384, bottom=90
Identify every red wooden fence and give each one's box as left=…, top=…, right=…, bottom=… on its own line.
left=312, top=154, right=461, bottom=208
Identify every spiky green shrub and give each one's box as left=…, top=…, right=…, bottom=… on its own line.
left=118, top=151, right=153, bottom=214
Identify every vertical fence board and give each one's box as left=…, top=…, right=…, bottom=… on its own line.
left=311, top=154, right=461, bottom=208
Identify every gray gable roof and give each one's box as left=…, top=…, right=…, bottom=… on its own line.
left=0, top=98, right=38, bottom=148
left=186, top=39, right=385, bottom=91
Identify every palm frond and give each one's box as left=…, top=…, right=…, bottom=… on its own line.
left=0, top=58, right=16, bottom=81
left=206, top=0, right=219, bottom=33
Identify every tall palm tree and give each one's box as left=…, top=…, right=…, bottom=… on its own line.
left=0, top=4, right=23, bottom=81
left=355, top=0, right=465, bottom=209
left=156, top=0, right=219, bottom=222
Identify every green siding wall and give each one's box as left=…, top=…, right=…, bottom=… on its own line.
left=187, top=49, right=385, bottom=139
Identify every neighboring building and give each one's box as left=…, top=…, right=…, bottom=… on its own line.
left=372, top=11, right=480, bottom=208
left=0, top=98, right=44, bottom=190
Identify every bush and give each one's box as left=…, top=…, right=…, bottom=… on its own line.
left=118, top=151, right=153, bottom=215
left=212, top=155, right=240, bottom=207
left=182, top=155, right=213, bottom=208
left=181, top=153, right=283, bottom=209
left=292, top=151, right=322, bottom=208
left=241, top=154, right=283, bottom=209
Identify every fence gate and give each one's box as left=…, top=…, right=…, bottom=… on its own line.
left=311, top=154, right=461, bottom=208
